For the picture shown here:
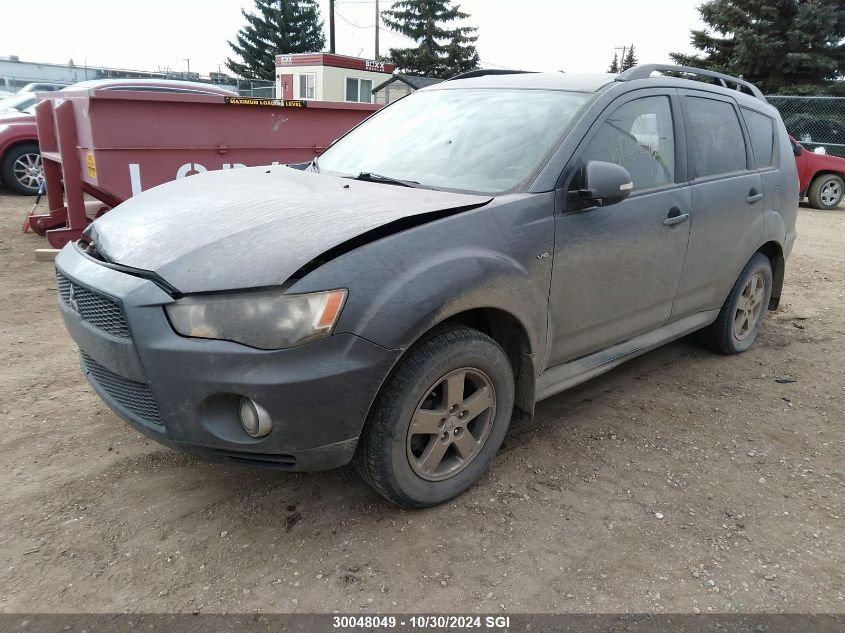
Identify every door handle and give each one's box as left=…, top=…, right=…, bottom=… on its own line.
left=663, top=207, right=690, bottom=226
left=746, top=188, right=764, bottom=204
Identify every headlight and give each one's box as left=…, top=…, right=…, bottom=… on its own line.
left=165, top=289, right=347, bottom=350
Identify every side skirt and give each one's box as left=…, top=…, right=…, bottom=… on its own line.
left=536, top=310, right=719, bottom=402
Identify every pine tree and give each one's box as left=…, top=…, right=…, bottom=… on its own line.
left=226, top=0, right=325, bottom=80
left=670, top=0, right=844, bottom=94
left=621, top=44, right=637, bottom=71
left=608, top=52, right=620, bottom=74
left=382, top=1, right=479, bottom=78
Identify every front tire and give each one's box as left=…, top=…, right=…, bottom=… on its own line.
left=695, top=253, right=773, bottom=355
left=355, top=326, right=515, bottom=508
left=807, top=173, right=844, bottom=210
left=1, top=142, right=42, bottom=195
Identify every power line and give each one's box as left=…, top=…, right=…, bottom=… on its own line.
left=334, top=9, right=374, bottom=29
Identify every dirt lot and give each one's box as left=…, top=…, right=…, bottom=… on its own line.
left=0, top=190, right=842, bottom=615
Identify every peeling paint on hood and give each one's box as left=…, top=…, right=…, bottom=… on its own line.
left=85, top=166, right=492, bottom=293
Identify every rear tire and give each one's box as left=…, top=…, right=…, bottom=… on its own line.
left=1, top=142, right=42, bottom=195
left=807, top=174, right=844, bottom=210
left=355, top=326, right=514, bottom=508
left=694, top=253, right=773, bottom=355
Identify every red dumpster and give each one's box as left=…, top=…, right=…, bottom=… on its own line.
left=31, top=80, right=381, bottom=248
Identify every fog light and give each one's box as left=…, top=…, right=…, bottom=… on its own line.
left=238, top=397, right=272, bottom=438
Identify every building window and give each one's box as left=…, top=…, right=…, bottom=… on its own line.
left=345, top=77, right=373, bottom=103
left=297, top=73, right=315, bottom=100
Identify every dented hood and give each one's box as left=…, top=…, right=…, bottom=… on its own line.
left=87, top=166, right=491, bottom=293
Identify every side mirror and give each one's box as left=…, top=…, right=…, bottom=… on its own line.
left=792, top=142, right=803, bottom=156
left=578, top=161, right=633, bottom=208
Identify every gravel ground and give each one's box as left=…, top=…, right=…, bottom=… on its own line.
left=0, top=190, right=842, bottom=614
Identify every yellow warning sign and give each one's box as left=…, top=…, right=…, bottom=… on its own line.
left=86, top=152, right=97, bottom=179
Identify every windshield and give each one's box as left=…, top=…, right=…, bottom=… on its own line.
left=0, top=93, right=35, bottom=112
left=316, top=88, right=589, bottom=194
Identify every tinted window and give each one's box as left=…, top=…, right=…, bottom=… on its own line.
left=741, top=108, right=775, bottom=168
left=686, top=97, right=747, bottom=177
left=579, top=96, right=675, bottom=191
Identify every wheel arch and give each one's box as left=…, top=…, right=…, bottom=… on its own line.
left=809, top=169, right=845, bottom=183
left=363, top=306, right=538, bottom=436
left=0, top=138, right=40, bottom=164
left=436, top=307, right=536, bottom=418
left=756, top=240, right=784, bottom=309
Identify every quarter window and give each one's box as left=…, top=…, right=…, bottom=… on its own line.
left=345, top=77, right=373, bottom=103
left=297, top=73, right=315, bottom=100
left=686, top=97, right=747, bottom=177
left=741, top=107, right=775, bottom=169
left=579, top=96, right=675, bottom=191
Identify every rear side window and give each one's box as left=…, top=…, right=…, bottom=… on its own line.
left=579, top=95, right=675, bottom=191
left=741, top=108, right=775, bottom=168
left=685, top=96, right=747, bottom=178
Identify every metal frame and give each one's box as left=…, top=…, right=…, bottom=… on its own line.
left=448, top=69, right=532, bottom=81
left=616, top=64, right=766, bottom=101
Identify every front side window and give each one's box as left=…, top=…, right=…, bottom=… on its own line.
left=579, top=95, right=676, bottom=191
left=741, top=107, right=775, bottom=169
left=298, top=73, right=315, bottom=99
left=686, top=96, right=747, bottom=177
left=316, top=88, right=589, bottom=195
left=345, top=77, right=373, bottom=103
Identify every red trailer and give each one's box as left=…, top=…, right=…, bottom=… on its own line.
left=30, top=80, right=380, bottom=248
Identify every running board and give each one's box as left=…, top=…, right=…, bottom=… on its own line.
left=536, top=311, right=719, bottom=402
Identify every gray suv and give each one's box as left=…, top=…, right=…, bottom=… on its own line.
left=56, top=64, right=798, bottom=507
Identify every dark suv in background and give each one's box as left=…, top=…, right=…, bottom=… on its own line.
left=56, top=64, right=798, bottom=507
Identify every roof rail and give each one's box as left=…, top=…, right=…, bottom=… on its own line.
left=616, top=64, right=766, bottom=101
left=448, top=69, right=532, bottom=81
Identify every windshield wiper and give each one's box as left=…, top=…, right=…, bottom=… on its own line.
left=349, top=172, right=420, bottom=188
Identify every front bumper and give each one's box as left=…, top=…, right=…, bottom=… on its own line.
left=55, top=244, right=399, bottom=471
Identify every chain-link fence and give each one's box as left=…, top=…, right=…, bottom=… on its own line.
left=768, top=95, right=845, bottom=158
left=229, top=79, right=275, bottom=98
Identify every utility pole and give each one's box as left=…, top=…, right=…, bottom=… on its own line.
left=375, top=0, right=380, bottom=59
left=329, top=0, right=336, bottom=53
left=183, top=58, right=191, bottom=75
left=614, top=46, right=627, bottom=70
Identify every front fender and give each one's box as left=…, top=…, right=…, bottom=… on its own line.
left=289, top=193, right=556, bottom=361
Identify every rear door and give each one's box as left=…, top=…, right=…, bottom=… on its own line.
left=671, top=91, right=763, bottom=319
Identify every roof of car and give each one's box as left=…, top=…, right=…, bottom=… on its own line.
left=63, top=79, right=237, bottom=96
left=434, top=71, right=615, bottom=93
left=431, top=64, right=769, bottom=103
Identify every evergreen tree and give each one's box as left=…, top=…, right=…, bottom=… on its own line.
left=670, top=0, right=844, bottom=94
left=382, top=1, right=479, bottom=78
left=608, top=52, right=620, bottom=74
left=621, top=44, right=637, bottom=71
left=226, top=0, right=325, bottom=80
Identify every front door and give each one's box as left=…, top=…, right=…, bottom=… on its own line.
left=547, top=91, right=692, bottom=366
left=279, top=74, right=293, bottom=100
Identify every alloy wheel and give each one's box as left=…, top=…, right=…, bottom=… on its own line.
left=12, top=152, right=42, bottom=191
left=406, top=367, right=496, bottom=482
left=733, top=272, right=766, bottom=341
left=820, top=179, right=842, bottom=207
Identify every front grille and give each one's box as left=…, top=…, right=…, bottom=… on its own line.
left=57, top=271, right=130, bottom=338
left=81, top=352, right=163, bottom=426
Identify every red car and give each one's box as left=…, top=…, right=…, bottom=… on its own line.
left=0, top=79, right=237, bottom=195
left=791, top=137, right=845, bottom=210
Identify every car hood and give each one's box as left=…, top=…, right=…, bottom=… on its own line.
left=805, top=150, right=845, bottom=169
left=86, top=166, right=492, bottom=293
left=0, top=111, right=33, bottom=123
